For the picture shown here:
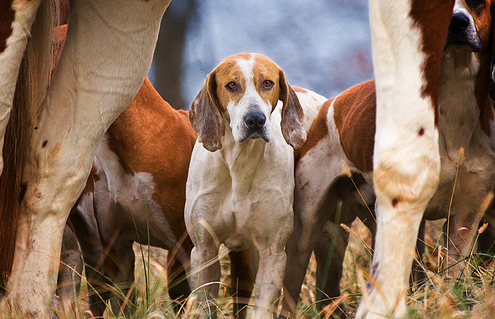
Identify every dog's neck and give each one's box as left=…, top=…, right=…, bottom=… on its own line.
left=220, top=124, right=267, bottom=166
left=219, top=123, right=268, bottom=192
left=437, top=47, right=488, bottom=156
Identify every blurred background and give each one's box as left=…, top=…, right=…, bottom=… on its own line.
left=149, top=0, right=373, bottom=110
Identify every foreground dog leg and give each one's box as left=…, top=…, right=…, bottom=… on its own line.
left=254, top=247, right=287, bottom=318
left=0, top=0, right=51, bottom=294
left=0, top=0, right=46, bottom=176
left=189, top=240, right=221, bottom=318
left=6, top=0, right=171, bottom=315
left=356, top=0, right=453, bottom=318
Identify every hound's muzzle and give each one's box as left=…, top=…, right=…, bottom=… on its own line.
left=446, top=12, right=482, bottom=52
left=242, top=111, right=270, bottom=142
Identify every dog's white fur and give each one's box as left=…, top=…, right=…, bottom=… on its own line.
left=185, top=53, right=311, bottom=318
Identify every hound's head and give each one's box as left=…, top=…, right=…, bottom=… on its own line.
left=445, top=0, right=494, bottom=53
left=189, top=53, right=306, bottom=152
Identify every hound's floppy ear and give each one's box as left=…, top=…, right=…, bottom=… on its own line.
left=189, top=72, right=225, bottom=152
left=279, top=70, right=306, bottom=148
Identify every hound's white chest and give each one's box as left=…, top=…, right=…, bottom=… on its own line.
left=185, top=138, right=295, bottom=251
left=425, top=54, right=495, bottom=218
left=222, top=152, right=295, bottom=249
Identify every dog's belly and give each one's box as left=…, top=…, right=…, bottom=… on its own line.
left=94, top=169, right=181, bottom=250
left=223, top=232, right=249, bottom=251
left=92, top=137, right=184, bottom=252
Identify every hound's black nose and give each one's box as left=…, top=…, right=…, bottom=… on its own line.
left=244, top=112, right=266, bottom=130
left=449, top=13, right=469, bottom=33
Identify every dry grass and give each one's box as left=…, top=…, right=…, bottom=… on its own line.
left=2, top=219, right=495, bottom=318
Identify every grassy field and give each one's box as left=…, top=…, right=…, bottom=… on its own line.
left=2, top=218, right=493, bottom=319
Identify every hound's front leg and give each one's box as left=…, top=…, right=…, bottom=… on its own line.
left=254, top=247, right=287, bottom=319
left=189, top=244, right=221, bottom=319
left=443, top=200, right=492, bottom=277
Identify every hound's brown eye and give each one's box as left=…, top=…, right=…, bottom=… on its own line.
left=262, top=80, right=274, bottom=90
left=226, top=81, right=238, bottom=92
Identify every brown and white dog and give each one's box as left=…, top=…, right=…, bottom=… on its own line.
left=282, top=1, right=495, bottom=318
left=185, top=53, right=321, bottom=318
left=69, top=76, right=197, bottom=316
left=356, top=0, right=454, bottom=318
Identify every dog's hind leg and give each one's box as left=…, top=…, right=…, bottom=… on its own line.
left=282, top=176, right=347, bottom=318
left=102, top=240, right=136, bottom=316
left=478, top=208, right=495, bottom=253
left=69, top=180, right=110, bottom=316
left=412, top=220, right=426, bottom=287
left=55, top=224, right=83, bottom=315
left=314, top=222, right=349, bottom=318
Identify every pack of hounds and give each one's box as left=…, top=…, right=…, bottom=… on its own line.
left=2, top=0, right=495, bottom=318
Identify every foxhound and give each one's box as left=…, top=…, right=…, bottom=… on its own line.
left=185, top=53, right=315, bottom=318
left=70, top=77, right=197, bottom=316
left=282, top=1, right=494, bottom=318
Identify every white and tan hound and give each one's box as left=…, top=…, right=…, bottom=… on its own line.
left=282, top=1, right=495, bottom=318
left=185, top=53, right=323, bottom=318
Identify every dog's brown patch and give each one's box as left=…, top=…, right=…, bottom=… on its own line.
left=333, top=80, right=376, bottom=173
left=295, top=98, right=334, bottom=163
left=410, top=0, right=455, bottom=125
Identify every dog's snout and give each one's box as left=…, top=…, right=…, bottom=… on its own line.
left=449, top=13, right=469, bottom=33
left=445, top=11, right=482, bottom=52
left=244, top=112, right=266, bottom=130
